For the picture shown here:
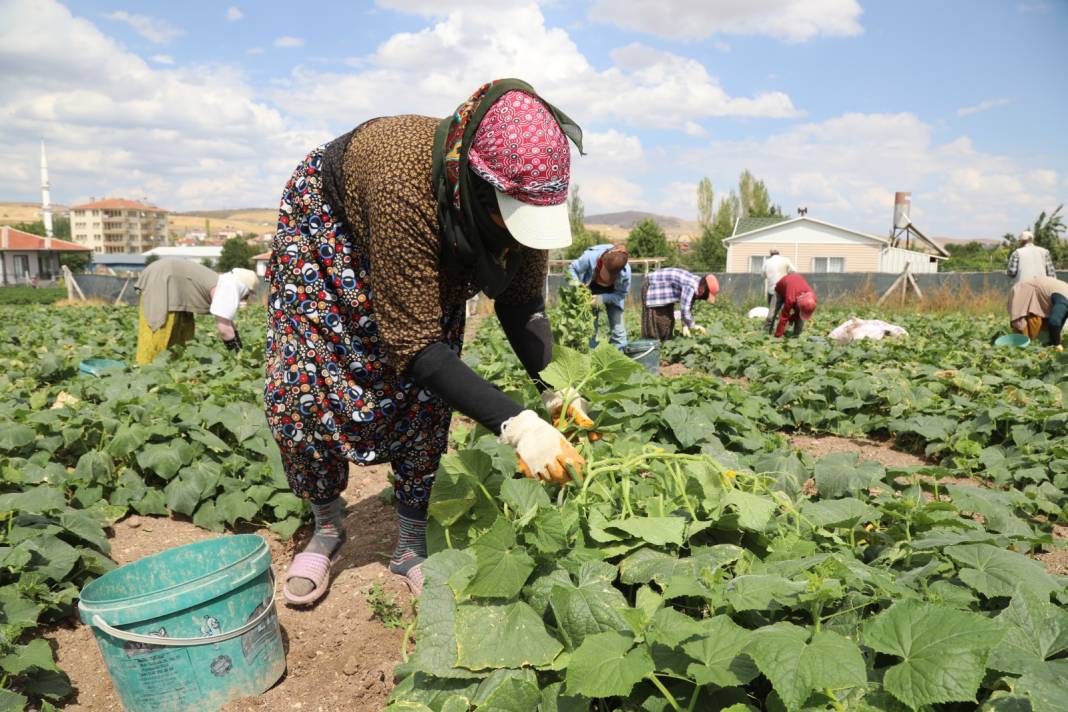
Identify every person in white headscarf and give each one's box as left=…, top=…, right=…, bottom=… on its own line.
left=135, top=258, right=259, bottom=364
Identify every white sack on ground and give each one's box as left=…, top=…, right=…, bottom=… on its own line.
left=828, top=318, right=909, bottom=344
left=747, top=306, right=770, bottom=319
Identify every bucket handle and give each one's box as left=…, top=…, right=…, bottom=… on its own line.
left=90, top=571, right=277, bottom=647
left=629, top=344, right=656, bottom=360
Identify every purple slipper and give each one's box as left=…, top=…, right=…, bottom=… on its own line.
left=283, top=552, right=334, bottom=605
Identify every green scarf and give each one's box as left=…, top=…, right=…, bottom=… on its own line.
left=431, top=78, right=583, bottom=298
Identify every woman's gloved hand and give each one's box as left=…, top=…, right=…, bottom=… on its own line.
left=541, top=388, right=594, bottom=429
left=499, top=410, right=585, bottom=483
left=223, top=331, right=243, bottom=352
left=681, top=324, right=706, bottom=338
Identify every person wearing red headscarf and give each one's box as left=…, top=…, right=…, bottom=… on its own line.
left=265, top=80, right=588, bottom=602
left=771, top=273, right=818, bottom=338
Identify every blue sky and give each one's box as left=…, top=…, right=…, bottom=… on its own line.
left=1, top=0, right=1065, bottom=239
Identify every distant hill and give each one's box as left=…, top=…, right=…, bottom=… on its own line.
left=585, top=210, right=686, bottom=229
left=176, top=209, right=274, bottom=219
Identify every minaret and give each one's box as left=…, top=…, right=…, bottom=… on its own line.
left=40, top=140, right=53, bottom=239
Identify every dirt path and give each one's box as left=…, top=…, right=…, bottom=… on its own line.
left=789, top=434, right=926, bottom=468
left=46, top=464, right=409, bottom=711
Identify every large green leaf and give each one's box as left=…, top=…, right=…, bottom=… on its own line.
left=988, top=590, right=1068, bottom=675
left=0, top=639, right=59, bottom=675
left=607, top=516, right=686, bottom=546
left=681, top=615, right=760, bottom=688
left=0, top=485, right=65, bottom=513
left=465, top=518, right=535, bottom=599
left=1015, top=660, right=1068, bottom=712
left=813, top=453, right=885, bottom=498
left=0, top=424, right=35, bottom=451
left=945, top=543, right=1058, bottom=598
left=565, top=631, right=653, bottom=699
left=455, top=601, right=562, bottom=670
left=722, top=489, right=777, bottom=531
left=863, top=600, right=1004, bottom=709
left=745, top=623, right=866, bottom=712
left=548, top=562, right=629, bottom=650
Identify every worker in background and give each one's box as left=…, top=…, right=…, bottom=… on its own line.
left=762, top=248, right=796, bottom=333
left=567, top=244, right=630, bottom=350
left=770, top=272, right=817, bottom=338
left=134, top=258, right=258, bottom=364
left=640, top=267, right=718, bottom=341
left=1007, top=230, right=1056, bottom=285
left=1008, top=276, right=1068, bottom=351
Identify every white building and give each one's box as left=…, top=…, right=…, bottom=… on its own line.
left=143, top=245, right=223, bottom=266
left=723, top=216, right=949, bottom=274
left=0, top=225, right=91, bottom=285
left=71, top=198, right=168, bottom=255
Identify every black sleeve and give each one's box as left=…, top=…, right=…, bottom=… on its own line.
left=495, top=298, right=553, bottom=390
left=410, top=342, right=523, bottom=435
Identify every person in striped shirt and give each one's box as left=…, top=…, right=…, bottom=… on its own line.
left=640, top=267, right=719, bottom=340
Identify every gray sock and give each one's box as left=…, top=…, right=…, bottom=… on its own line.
left=388, top=509, right=427, bottom=577
left=288, top=497, right=346, bottom=597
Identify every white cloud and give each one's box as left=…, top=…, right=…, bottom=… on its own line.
left=675, top=113, right=1064, bottom=239
left=103, top=10, right=183, bottom=44
left=150, top=54, right=174, bottom=65
left=273, top=36, right=304, bottom=48
left=589, top=0, right=863, bottom=42
left=226, top=6, right=244, bottom=21
left=274, top=5, right=800, bottom=131
left=957, top=97, right=1011, bottom=117
left=246, top=47, right=264, bottom=55
left=0, top=0, right=328, bottom=210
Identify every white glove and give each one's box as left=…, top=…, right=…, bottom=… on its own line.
left=541, top=388, right=594, bottom=429
left=500, top=410, right=586, bottom=483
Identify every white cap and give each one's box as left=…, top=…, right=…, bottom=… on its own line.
left=1019, top=230, right=1034, bottom=243
left=495, top=191, right=572, bottom=250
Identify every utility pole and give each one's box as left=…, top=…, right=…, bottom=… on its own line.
left=40, top=140, right=53, bottom=239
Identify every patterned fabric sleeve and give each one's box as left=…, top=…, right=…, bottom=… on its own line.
left=1006, top=250, right=1019, bottom=277
left=494, top=246, right=548, bottom=306
left=1046, top=251, right=1057, bottom=277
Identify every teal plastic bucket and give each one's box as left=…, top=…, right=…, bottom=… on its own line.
left=78, top=535, right=285, bottom=712
left=80, top=358, right=126, bottom=376
left=993, top=334, right=1030, bottom=348
left=624, top=339, right=660, bottom=374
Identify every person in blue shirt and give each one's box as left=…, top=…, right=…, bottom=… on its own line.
left=567, top=244, right=630, bottom=350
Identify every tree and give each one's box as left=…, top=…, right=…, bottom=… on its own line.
left=562, top=185, right=599, bottom=259
left=568, top=185, right=585, bottom=237
left=12, top=216, right=71, bottom=241
left=217, top=236, right=256, bottom=272
left=1032, top=204, right=1066, bottom=266
left=941, top=241, right=1010, bottom=272
left=59, top=252, right=90, bottom=273
left=145, top=254, right=160, bottom=266
left=697, top=177, right=714, bottom=229
left=563, top=227, right=598, bottom=260
left=626, top=219, right=670, bottom=258
left=737, top=170, right=782, bottom=218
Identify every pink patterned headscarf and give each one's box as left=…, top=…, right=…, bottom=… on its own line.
left=467, top=90, right=571, bottom=207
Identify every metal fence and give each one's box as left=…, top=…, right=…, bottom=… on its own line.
left=546, top=271, right=1068, bottom=306
left=64, top=269, right=1068, bottom=309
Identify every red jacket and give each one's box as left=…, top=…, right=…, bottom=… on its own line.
left=774, top=273, right=816, bottom=337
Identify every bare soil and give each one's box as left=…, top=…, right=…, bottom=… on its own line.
left=46, top=463, right=409, bottom=711
left=1036, top=525, right=1068, bottom=575
left=789, top=434, right=927, bottom=469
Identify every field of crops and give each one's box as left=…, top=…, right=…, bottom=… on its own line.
left=0, top=301, right=1065, bottom=712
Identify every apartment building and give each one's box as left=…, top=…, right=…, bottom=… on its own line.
left=70, top=198, right=168, bottom=254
